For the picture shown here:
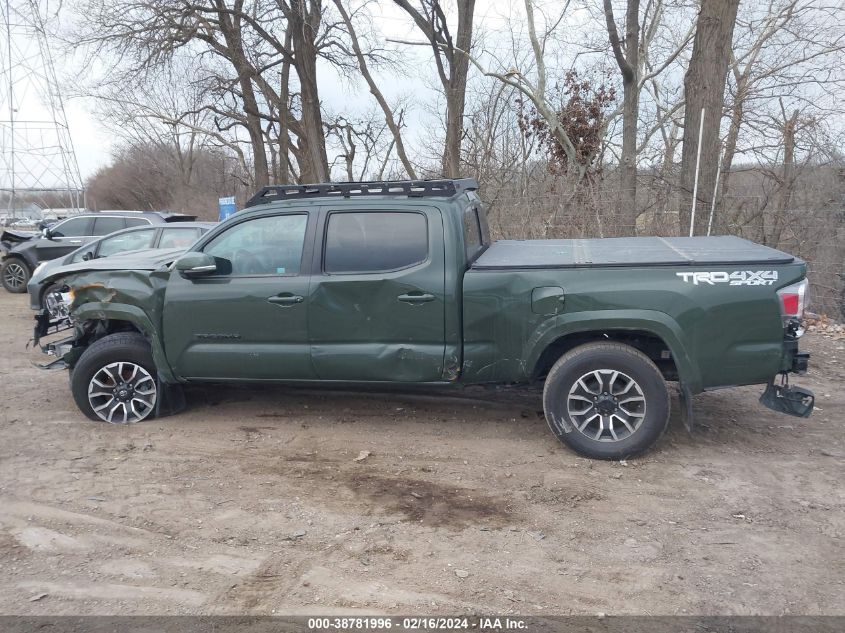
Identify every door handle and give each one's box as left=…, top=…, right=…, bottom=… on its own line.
left=397, top=292, right=436, bottom=304
left=268, top=293, right=304, bottom=306
left=69, top=240, right=82, bottom=244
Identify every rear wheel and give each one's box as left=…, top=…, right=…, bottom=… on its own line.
left=70, top=332, right=158, bottom=424
left=1, top=258, right=30, bottom=293
left=542, top=342, right=670, bottom=459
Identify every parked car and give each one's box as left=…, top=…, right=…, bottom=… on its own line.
left=28, top=222, right=215, bottom=317
left=32, top=179, right=813, bottom=459
left=1, top=210, right=196, bottom=293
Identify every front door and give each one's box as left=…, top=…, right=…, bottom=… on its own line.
left=162, top=211, right=316, bottom=380
left=308, top=207, right=446, bottom=382
left=35, top=216, right=93, bottom=262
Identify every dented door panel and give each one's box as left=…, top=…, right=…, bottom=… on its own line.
left=308, top=206, right=446, bottom=382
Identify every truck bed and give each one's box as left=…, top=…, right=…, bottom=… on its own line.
left=471, top=236, right=796, bottom=270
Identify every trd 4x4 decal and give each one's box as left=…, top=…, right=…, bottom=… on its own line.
left=676, top=270, right=779, bottom=286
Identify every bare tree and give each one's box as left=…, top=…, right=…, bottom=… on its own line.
left=602, top=0, right=640, bottom=206
left=718, top=0, right=845, bottom=208
left=434, top=0, right=614, bottom=182
left=679, top=0, right=741, bottom=235
left=393, top=0, right=476, bottom=177
left=333, top=0, right=418, bottom=179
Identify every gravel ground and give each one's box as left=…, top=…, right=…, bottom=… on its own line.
left=0, top=289, right=843, bottom=615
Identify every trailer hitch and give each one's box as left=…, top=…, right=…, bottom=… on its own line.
left=759, top=373, right=814, bottom=418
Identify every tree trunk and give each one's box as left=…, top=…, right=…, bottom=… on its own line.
left=442, top=0, right=475, bottom=178
left=679, top=0, right=740, bottom=236
left=216, top=4, right=270, bottom=188
left=286, top=0, right=329, bottom=183
left=714, top=89, right=742, bottom=233
left=603, top=0, right=640, bottom=235
left=770, top=109, right=799, bottom=246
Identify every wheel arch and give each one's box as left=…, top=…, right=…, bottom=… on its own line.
left=526, top=310, right=701, bottom=392
left=71, top=302, right=178, bottom=382
left=3, top=249, right=36, bottom=270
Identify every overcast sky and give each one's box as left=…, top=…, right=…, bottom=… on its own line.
left=15, top=0, right=534, bottom=182
left=1, top=0, right=620, bottom=187
left=7, top=0, right=841, bottom=189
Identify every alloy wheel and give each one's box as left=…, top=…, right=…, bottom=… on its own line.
left=3, top=262, right=26, bottom=290
left=87, top=361, right=157, bottom=423
left=566, top=369, right=646, bottom=442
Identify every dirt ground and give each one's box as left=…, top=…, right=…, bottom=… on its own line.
left=0, top=290, right=843, bottom=616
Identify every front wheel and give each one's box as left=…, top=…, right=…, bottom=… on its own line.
left=1, top=258, right=31, bottom=293
left=542, top=342, right=670, bottom=459
left=70, top=332, right=158, bottom=424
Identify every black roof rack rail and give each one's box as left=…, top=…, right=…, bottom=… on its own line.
left=244, top=178, right=479, bottom=208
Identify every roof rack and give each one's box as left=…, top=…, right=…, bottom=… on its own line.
left=244, top=178, right=479, bottom=208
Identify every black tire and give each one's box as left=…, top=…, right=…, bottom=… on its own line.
left=70, top=332, right=159, bottom=424
left=542, top=342, right=670, bottom=460
left=1, top=258, right=31, bottom=293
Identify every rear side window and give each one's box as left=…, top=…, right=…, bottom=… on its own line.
left=463, top=207, right=482, bottom=256
left=324, top=212, right=427, bottom=274
left=92, top=216, right=126, bottom=235
left=159, top=227, right=203, bottom=249
left=124, top=217, right=152, bottom=228
left=50, top=217, right=90, bottom=237
left=97, top=229, right=156, bottom=257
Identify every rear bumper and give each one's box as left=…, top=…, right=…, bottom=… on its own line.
left=761, top=329, right=814, bottom=418
left=781, top=334, right=810, bottom=375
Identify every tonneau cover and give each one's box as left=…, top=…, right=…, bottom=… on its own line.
left=471, top=236, right=796, bottom=270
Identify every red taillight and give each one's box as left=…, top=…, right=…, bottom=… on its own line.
left=781, top=293, right=800, bottom=315
left=777, top=279, right=808, bottom=325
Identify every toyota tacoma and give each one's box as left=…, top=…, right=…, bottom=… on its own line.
left=32, top=179, right=813, bottom=459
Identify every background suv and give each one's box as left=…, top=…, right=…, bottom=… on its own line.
left=28, top=221, right=215, bottom=315
left=1, top=211, right=196, bottom=292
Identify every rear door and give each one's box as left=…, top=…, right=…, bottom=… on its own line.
left=308, top=206, right=446, bottom=382
left=91, top=216, right=128, bottom=237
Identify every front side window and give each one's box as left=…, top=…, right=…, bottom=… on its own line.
left=324, top=212, right=428, bottom=274
left=203, top=214, right=307, bottom=275
left=92, top=216, right=127, bottom=235
left=50, top=217, right=90, bottom=237
left=159, top=227, right=203, bottom=249
left=97, top=229, right=156, bottom=257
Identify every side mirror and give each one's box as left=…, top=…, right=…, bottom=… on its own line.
left=174, top=252, right=218, bottom=278
left=81, top=251, right=94, bottom=261
left=42, top=227, right=52, bottom=239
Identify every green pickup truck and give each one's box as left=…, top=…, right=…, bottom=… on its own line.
left=33, top=179, right=813, bottom=459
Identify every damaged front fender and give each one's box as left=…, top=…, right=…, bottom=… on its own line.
left=34, top=265, right=179, bottom=383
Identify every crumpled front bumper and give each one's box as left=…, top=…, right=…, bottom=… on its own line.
left=32, top=308, right=77, bottom=369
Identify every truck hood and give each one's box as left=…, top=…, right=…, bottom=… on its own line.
left=39, top=247, right=186, bottom=286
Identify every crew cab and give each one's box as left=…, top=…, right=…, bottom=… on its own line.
left=32, top=179, right=813, bottom=459
left=1, top=210, right=196, bottom=293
